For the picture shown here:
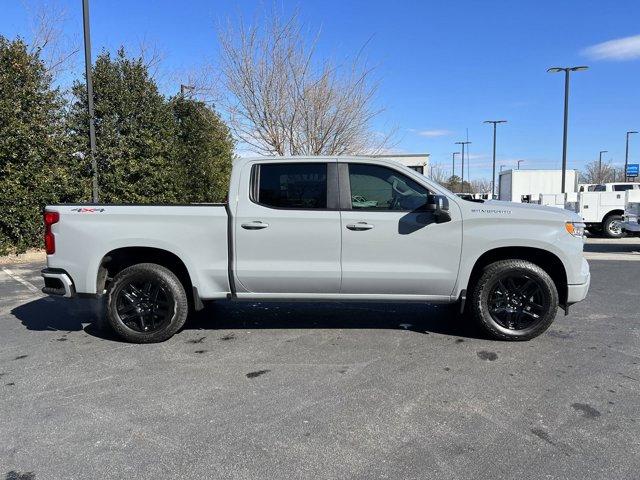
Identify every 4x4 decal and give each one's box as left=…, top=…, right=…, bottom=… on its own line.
left=71, top=208, right=105, bottom=213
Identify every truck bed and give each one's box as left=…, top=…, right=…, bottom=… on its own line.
left=45, top=204, right=231, bottom=299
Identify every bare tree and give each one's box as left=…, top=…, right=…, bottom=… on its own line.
left=136, top=38, right=166, bottom=79
left=428, top=163, right=449, bottom=184
left=470, top=178, right=492, bottom=194
left=580, top=160, right=622, bottom=184
left=25, top=1, right=79, bottom=77
left=218, top=10, right=392, bottom=156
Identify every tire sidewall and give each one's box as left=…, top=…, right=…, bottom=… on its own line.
left=107, top=264, right=188, bottom=343
left=473, top=261, right=558, bottom=340
left=604, top=215, right=624, bottom=238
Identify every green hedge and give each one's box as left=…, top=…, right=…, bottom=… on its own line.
left=0, top=41, right=234, bottom=254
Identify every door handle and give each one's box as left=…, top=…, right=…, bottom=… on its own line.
left=241, top=221, right=269, bottom=230
left=346, top=222, right=374, bottom=231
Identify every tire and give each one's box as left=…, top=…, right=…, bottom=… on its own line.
left=106, top=263, right=188, bottom=343
left=603, top=215, right=625, bottom=239
left=470, top=260, right=559, bottom=341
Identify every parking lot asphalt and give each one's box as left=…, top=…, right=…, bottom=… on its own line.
left=1, top=257, right=639, bottom=480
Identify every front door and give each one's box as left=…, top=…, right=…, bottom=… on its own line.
left=233, top=161, right=341, bottom=295
left=339, top=162, right=462, bottom=297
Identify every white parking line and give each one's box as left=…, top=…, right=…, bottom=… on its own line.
left=2, top=267, right=41, bottom=293
left=584, top=252, right=640, bottom=261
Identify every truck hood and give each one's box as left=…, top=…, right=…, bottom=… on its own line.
left=480, top=199, right=582, bottom=222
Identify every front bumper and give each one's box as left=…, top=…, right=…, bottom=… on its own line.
left=41, top=268, right=75, bottom=297
left=567, top=272, right=590, bottom=305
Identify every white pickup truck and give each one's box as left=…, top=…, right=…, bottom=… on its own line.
left=42, top=156, right=590, bottom=343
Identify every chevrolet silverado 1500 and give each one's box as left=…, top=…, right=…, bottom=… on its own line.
left=42, top=156, right=590, bottom=342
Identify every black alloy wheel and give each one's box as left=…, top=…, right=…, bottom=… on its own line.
left=115, top=279, right=174, bottom=333
left=470, top=259, right=559, bottom=341
left=107, top=263, right=189, bottom=343
left=487, top=273, right=547, bottom=331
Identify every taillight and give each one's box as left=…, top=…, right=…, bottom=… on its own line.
left=44, top=211, right=60, bottom=255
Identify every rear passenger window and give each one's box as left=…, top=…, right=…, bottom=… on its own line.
left=253, top=163, right=327, bottom=209
left=613, top=184, right=633, bottom=191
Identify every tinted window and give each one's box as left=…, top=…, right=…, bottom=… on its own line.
left=613, top=184, right=633, bottom=191
left=593, top=185, right=605, bottom=191
left=348, top=164, right=429, bottom=211
left=255, top=163, right=327, bottom=209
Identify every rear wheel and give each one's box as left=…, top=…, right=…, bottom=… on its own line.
left=106, top=263, right=188, bottom=343
left=470, top=260, right=558, bottom=341
left=603, top=215, right=624, bottom=238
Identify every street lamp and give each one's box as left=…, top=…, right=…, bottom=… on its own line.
left=452, top=152, right=460, bottom=187
left=82, top=0, right=98, bottom=202
left=455, top=141, right=471, bottom=192
left=517, top=160, right=525, bottom=170
left=484, top=120, right=507, bottom=197
left=547, top=65, right=589, bottom=193
left=625, top=131, right=638, bottom=182
left=598, top=150, right=608, bottom=182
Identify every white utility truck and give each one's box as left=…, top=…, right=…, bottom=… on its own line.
left=622, top=189, right=640, bottom=236
left=574, top=183, right=640, bottom=238
left=538, top=193, right=578, bottom=212
left=42, top=156, right=590, bottom=343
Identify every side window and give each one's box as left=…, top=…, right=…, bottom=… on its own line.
left=593, top=185, right=605, bottom=191
left=253, top=163, right=327, bottom=209
left=613, top=184, right=633, bottom=191
left=348, top=164, right=429, bottom=211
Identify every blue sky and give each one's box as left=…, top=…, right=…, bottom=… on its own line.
left=3, top=0, right=640, bottom=179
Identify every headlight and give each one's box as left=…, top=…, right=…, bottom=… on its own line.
left=565, top=221, right=586, bottom=237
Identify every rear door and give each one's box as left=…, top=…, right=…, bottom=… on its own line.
left=233, top=161, right=341, bottom=294
left=339, top=162, right=462, bottom=297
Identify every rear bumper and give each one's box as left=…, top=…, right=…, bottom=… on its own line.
left=567, top=272, right=590, bottom=305
left=41, top=268, right=75, bottom=298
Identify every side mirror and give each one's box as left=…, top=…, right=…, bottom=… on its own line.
left=429, top=194, right=451, bottom=223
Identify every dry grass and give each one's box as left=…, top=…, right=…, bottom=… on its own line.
left=0, top=249, right=46, bottom=266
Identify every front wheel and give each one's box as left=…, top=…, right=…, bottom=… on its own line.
left=470, top=260, right=558, bottom=341
left=106, top=263, right=188, bottom=343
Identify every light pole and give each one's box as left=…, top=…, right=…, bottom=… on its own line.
left=82, top=0, right=98, bottom=203
left=547, top=66, right=589, bottom=193
left=517, top=160, right=525, bottom=170
left=625, top=131, right=638, bottom=182
left=452, top=152, right=460, bottom=189
left=484, top=120, right=507, bottom=197
left=598, top=150, right=608, bottom=182
left=455, top=141, right=471, bottom=192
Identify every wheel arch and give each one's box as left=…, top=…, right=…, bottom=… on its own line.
left=465, top=246, right=568, bottom=307
left=97, top=246, right=203, bottom=310
left=603, top=209, right=624, bottom=219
